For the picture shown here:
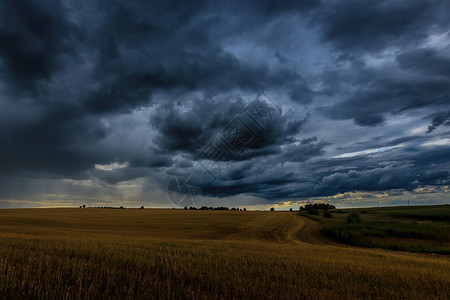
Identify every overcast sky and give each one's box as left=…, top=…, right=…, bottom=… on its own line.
left=1, top=0, right=449, bottom=209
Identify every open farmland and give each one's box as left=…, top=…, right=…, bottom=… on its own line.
left=302, top=205, right=450, bottom=254
left=0, top=208, right=449, bottom=299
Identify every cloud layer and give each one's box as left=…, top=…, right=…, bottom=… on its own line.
left=0, top=0, right=449, bottom=207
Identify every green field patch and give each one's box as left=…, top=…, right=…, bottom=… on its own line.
left=301, top=205, right=450, bottom=254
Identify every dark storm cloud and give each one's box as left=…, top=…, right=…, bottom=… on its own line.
left=314, top=0, right=450, bottom=128
left=0, top=0, right=81, bottom=92
left=89, top=166, right=154, bottom=186
left=321, top=67, right=450, bottom=126
left=77, top=0, right=315, bottom=114
left=0, top=101, right=106, bottom=176
left=426, top=111, right=450, bottom=133
left=397, top=47, right=450, bottom=77
left=314, top=0, right=450, bottom=52
left=0, top=0, right=313, bottom=178
left=279, top=140, right=330, bottom=164
left=150, top=97, right=248, bottom=155
left=300, top=136, right=317, bottom=144
left=274, top=52, right=288, bottom=63
left=287, top=80, right=314, bottom=105
left=201, top=143, right=450, bottom=200
left=353, top=115, right=385, bottom=127
left=1, top=0, right=449, bottom=206
left=150, top=95, right=310, bottom=161
left=193, top=137, right=331, bottom=199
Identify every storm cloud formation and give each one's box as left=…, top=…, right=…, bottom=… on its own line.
left=0, top=0, right=449, bottom=208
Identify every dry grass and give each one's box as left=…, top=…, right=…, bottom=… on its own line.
left=0, top=208, right=449, bottom=299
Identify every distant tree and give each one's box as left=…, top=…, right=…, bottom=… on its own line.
left=270, top=207, right=275, bottom=211
left=184, top=206, right=188, bottom=210
left=289, top=208, right=293, bottom=212
left=200, top=206, right=214, bottom=210
left=307, top=207, right=318, bottom=215
left=140, top=206, right=144, bottom=209
left=346, top=211, right=361, bottom=223
left=302, top=203, right=336, bottom=211
left=243, top=208, right=246, bottom=211
left=213, top=206, right=228, bottom=210
left=79, top=205, right=82, bottom=208
left=120, top=206, right=124, bottom=209
left=82, top=204, right=86, bottom=208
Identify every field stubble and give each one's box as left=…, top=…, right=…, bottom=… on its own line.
left=0, top=208, right=449, bottom=299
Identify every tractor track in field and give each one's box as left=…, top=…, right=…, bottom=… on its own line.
left=230, top=212, right=336, bottom=245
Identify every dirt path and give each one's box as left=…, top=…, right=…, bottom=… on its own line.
left=232, top=212, right=302, bottom=242
left=230, top=212, right=336, bottom=245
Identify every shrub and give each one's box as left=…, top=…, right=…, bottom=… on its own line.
left=270, top=207, right=275, bottom=211
left=324, top=211, right=332, bottom=218
left=321, top=226, right=354, bottom=244
left=321, top=225, right=372, bottom=246
left=346, top=211, right=361, bottom=223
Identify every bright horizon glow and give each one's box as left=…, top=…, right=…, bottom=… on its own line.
left=332, top=145, right=403, bottom=159
left=95, top=162, right=129, bottom=171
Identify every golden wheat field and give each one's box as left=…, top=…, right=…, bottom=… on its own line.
left=0, top=208, right=449, bottom=299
